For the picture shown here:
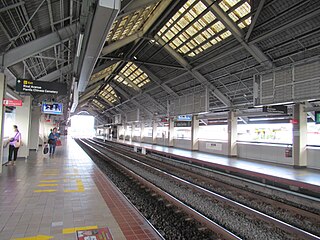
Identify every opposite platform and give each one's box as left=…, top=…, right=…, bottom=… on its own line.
left=111, top=139, right=320, bottom=194
left=0, top=137, right=161, bottom=240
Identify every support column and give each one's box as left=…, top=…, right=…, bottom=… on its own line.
left=168, top=118, right=174, bottom=147
left=15, top=96, right=32, bottom=159
left=293, top=103, right=307, bottom=168
left=152, top=121, right=157, bottom=144
left=228, top=111, right=237, bottom=157
left=191, top=115, right=199, bottom=150
left=140, top=122, right=144, bottom=142
left=0, top=73, right=6, bottom=173
left=116, top=125, right=121, bottom=141
left=29, top=107, right=41, bottom=150
left=130, top=123, right=135, bottom=142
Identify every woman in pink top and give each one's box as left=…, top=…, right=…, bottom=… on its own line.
left=5, top=125, right=22, bottom=166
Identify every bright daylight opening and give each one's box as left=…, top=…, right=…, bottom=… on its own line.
left=69, top=115, right=95, bottom=138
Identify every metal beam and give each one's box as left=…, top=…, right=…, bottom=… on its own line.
left=205, top=0, right=272, bottom=68
left=110, top=82, right=153, bottom=115
left=101, top=31, right=144, bottom=56
left=101, top=56, right=185, bottom=70
left=0, top=24, right=76, bottom=68
left=37, top=64, right=72, bottom=82
left=117, top=0, right=159, bottom=19
left=250, top=7, right=320, bottom=44
left=101, top=0, right=173, bottom=56
left=245, top=0, right=266, bottom=42
left=0, top=1, right=25, bottom=13
left=139, top=65, right=179, bottom=97
left=155, top=35, right=232, bottom=107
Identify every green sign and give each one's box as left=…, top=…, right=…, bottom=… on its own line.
left=316, top=111, right=320, bottom=124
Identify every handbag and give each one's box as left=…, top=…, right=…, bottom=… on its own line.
left=56, top=139, right=62, bottom=146
left=43, top=144, right=49, bottom=154
left=14, top=140, right=21, bottom=148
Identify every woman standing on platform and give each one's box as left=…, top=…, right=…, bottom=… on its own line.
left=48, top=127, right=59, bottom=155
left=5, top=125, right=21, bottom=166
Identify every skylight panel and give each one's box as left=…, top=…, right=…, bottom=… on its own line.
left=114, top=62, right=151, bottom=89
left=99, top=84, right=118, bottom=103
left=92, top=99, right=105, bottom=109
left=90, top=62, right=119, bottom=83
left=157, top=0, right=251, bottom=57
left=106, top=2, right=160, bottom=43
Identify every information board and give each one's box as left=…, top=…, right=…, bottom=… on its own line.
left=16, top=79, right=67, bottom=95
left=3, top=99, right=22, bottom=106
left=316, top=111, right=320, bottom=124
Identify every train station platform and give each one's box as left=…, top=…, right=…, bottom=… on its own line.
left=110, top=139, right=320, bottom=196
left=0, top=137, right=161, bottom=240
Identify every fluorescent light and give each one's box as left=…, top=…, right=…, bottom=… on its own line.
left=76, top=33, right=84, bottom=57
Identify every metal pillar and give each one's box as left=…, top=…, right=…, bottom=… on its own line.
left=152, top=121, right=157, bottom=144
left=0, top=73, right=6, bottom=173
left=228, top=111, right=237, bottom=157
left=140, top=122, right=144, bottom=143
left=191, top=115, right=199, bottom=151
left=168, top=118, right=174, bottom=147
left=293, top=103, right=307, bottom=168
left=130, top=123, right=135, bottom=142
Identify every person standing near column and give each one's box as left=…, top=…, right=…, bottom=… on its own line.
left=5, top=125, right=22, bottom=166
left=48, top=127, right=59, bottom=155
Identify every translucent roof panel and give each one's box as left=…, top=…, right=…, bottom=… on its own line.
left=99, top=84, right=118, bottom=104
left=114, top=62, right=151, bottom=88
left=90, top=62, right=120, bottom=83
left=219, top=0, right=251, bottom=29
left=106, top=2, right=160, bottom=43
left=157, top=0, right=251, bottom=57
left=92, top=99, right=105, bottom=109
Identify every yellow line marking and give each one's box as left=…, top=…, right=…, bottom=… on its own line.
left=37, top=184, right=58, bottom=187
left=64, top=179, right=85, bottom=192
left=40, top=180, right=59, bottom=183
left=12, top=235, right=53, bottom=240
left=34, top=190, right=57, bottom=193
left=62, top=225, right=98, bottom=234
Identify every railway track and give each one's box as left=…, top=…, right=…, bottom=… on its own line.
left=78, top=138, right=320, bottom=240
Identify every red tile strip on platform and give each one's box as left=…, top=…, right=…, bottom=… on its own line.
left=91, top=165, right=161, bottom=240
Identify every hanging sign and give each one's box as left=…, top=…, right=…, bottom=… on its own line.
left=315, top=111, right=320, bottom=124
left=262, top=105, right=287, bottom=114
left=176, top=115, right=192, bottom=121
left=3, top=99, right=23, bottom=106
left=16, top=79, right=68, bottom=95
left=174, top=121, right=192, bottom=127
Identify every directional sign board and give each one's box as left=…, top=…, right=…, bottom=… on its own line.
left=16, top=79, right=68, bottom=95
left=3, top=99, right=22, bottom=106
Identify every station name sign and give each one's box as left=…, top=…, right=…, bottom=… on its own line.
left=16, top=79, right=67, bottom=95
left=262, top=105, right=287, bottom=114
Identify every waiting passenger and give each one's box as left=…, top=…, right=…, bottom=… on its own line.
left=48, top=127, right=59, bottom=155
left=5, top=125, right=22, bottom=166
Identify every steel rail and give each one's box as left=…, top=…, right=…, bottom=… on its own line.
left=87, top=138, right=320, bottom=240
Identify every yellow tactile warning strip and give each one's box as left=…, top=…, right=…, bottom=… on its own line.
left=0, top=137, right=128, bottom=240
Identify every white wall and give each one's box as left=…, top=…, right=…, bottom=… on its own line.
left=173, top=139, right=191, bottom=150
left=237, top=142, right=293, bottom=165
left=199, top=140, right=228, bottom=155
left=15, top=96, right=32, bottom=158
left=307, top=148, right=320, bottom=170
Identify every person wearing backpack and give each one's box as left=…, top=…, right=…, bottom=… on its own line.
left=48, top=127, right=59, bottom=155
left=5, top=125, right=22, bottom=166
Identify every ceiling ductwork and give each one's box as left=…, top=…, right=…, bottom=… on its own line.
left=77, top=0, right=120, bottom=92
